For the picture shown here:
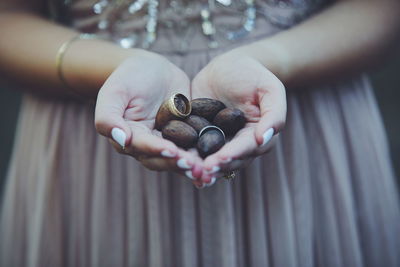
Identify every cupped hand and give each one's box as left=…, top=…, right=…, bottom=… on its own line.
left=191, top=49, right=287, bottom=183
left=95, top=51, right=203, bottom=178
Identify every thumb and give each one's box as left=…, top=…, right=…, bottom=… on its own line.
left=95, top=85, right=132, bottom=147
left=255, top=82, right=287, bottom=146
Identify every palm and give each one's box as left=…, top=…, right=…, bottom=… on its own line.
left=105, top=55, right=190, bottom=126
left=96, top=53, right=203, bottom=173
left=191, top=53, right=286, bottom=177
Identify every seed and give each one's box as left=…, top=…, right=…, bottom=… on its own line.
left=197, top=126, right=226, bottom=158
left=213, top=107, right=246, bottom=136
left=190, top=98, right=226, bottom=121
left=184, top=115, right=211, bottom=133
left=162, top=120, right=198, bottom=149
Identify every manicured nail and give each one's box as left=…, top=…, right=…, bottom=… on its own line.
left=221, top=158, right=232, bottom=164
left=161, top=150, right=176, bottom=158
left=206, top=166, right=220, bottom=174
left=185, top=170, right=195, bottom=180
left=177, top=158, right=192, bottom=169
left=111, top=128, right=126, bottom=148
left=261, top=128, right=274, bottom=146
left=195, top=183, right=206, bottom=189
left=205, top=177, right=217, bottom=187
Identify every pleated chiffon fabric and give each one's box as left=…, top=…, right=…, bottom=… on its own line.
left=1, top=1, right=400, bottom=266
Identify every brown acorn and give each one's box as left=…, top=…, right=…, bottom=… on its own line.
left=190, top=98, right=226, bottom=121
left=197, top=126, right=226, bottom=158
left=213, top=107, right=246, bottom=136
left=155, top=93, right=192, bottom=130
left=162, top=120, right=198, bottom=149
left=184, top=115, right=211, bottom=133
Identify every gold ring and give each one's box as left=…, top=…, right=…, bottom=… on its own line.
left=223, top=171, right=236, bottom=180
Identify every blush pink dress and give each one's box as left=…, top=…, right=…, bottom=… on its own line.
left=1, top=0, right=400, bottom=266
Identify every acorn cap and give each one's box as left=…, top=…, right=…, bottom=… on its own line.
left=155, top=93, right=192, bottom=130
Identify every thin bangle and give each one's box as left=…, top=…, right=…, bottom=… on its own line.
left=55, top=33, right=97, bottom=97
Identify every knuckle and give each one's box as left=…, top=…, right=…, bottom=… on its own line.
left=275, top=120, right=286, bottom=133
left=94, top=117, right=110, bottom=134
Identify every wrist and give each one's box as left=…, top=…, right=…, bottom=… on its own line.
left=62, top=38, right=160, bottom=98
left=232, top=40, right=292, bottom=86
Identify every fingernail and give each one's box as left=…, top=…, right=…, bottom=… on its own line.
left=205, top=177, right=217, bottom=187
left=161, top=150, right=176, bottom=158
left=261, top=128, right=274, bottom=147
left=177, top=158, right=192, bottom=170
left=221, top=158, right=232, bottom=164
left=185, top=170, right=195, bottom=180
left=195, top=183, right=206, bottom=189
left=111, top=128, right=126, bottom=148
left=206, top=166, right=220, bottom=174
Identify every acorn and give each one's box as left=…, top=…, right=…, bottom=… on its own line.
left=162, top=120, right=198, bottom=149
left=184, top=115, right=211, bottom=133
left=155, top=93, right=192, bottom=130
left=197, top=126, right=226, bottom=158
left=213, top=107, right=246, bottom=137
left=190, top=98, right=226, bottom=121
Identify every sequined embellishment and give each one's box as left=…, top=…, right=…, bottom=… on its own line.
left=59, top=0, right=326, bottom=52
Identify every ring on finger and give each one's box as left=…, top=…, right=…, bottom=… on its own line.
left=223, top=171, right=236, bottom=180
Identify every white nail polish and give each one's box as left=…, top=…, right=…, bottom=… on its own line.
left=205, top=177, right=217, bottom=187
left=111, top=128, right=126, bottom=148
left=261, top=128, right=274, bottom=147
left=185, top=170, right=195, bottom=180
left=161, top=150, right=175, bottom=158
left=177, top=158, right=191, bottom=169
left=221, top=158, right=232, bottom=164
left=195, top=184, right=206, bottom=189
left=205, top=166, right=220, bottom=174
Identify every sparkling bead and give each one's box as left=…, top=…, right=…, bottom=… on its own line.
left=202, top=21, right=215, bottom=35
left=216, top=0, right=232, bottom=6
left=146, top=19, right=157, bottom=32
left=98, top=20, right=109, bottom=29
left=93, top=3, right=103, bottom=14
left=68, top=0, right=324, bottom=53
left=119, top=37, right=137, bottom=48
left=208, top=41, right=219, bottom=49
left=93, top=0, right=108, bottom=14
left=129, top=1, right=146, bottom=14
left=200, top=9, right=210, bottom=19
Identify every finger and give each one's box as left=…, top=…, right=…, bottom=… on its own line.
left=95, top=84, right=132, bottom=147
left=202, top=127, right=257, bottom=178
left=139, top=156, right=184, bottom=172
left=254, top=79, right=287, bottom=146
left=125, top=121, right=179, bottom=158
left=175, top=150, right=204, bottom=180
left=205, top=133, right=278, bottom=178
left=202, top=157, right=249, bottom=182
left=138, top=154, right=202, bottom=183
left=219, top=158, right=252, bottom=174
left=253, top=134, right=279, bottom=156
left=109, top=138, right=128, bottom=155
left=139, top=147, right=203, bottom=178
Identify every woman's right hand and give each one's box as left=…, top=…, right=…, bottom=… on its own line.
left=95, top=51, right=203, bottom=179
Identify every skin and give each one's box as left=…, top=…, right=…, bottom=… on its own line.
left=0, top=0, right=399, bottom=186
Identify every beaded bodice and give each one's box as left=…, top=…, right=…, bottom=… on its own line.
left=51, top=0, right=330, bottom=53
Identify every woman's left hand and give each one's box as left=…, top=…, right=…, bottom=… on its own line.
left=191, top=49, right=287, bottom=183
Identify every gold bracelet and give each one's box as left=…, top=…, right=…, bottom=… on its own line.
left=55, top=33, right=97, bottom=96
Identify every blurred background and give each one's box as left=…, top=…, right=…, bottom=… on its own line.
left=0, top=48, right=400, bottom=194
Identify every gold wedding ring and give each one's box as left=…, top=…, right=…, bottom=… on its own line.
left=223, top=171, right=236, bottom=180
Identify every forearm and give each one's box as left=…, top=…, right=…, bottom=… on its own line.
left=0, top=11, right=149, bottom=98
left=238, top=0, right=400, bottom=88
